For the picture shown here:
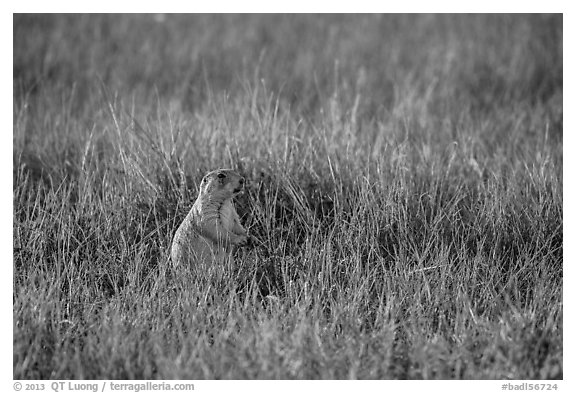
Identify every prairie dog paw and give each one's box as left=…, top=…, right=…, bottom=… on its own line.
left=235, top=233, right=248, bottom=246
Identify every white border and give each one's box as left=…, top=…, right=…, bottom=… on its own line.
left=5, top=8, right=571, bottom=392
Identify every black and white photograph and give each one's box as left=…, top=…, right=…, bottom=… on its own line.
left=12, top=11, right=563, bottom=385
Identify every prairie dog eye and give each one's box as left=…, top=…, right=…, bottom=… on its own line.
left=217, top=173, right=226, bottom=179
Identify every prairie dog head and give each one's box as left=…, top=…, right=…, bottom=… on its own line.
left=198, top=169, right=245, bottom=202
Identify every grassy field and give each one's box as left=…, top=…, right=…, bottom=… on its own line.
left=13, top=14, right=562, bottom=379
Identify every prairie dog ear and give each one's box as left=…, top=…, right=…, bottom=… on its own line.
left=203, top=171, right=214, bottom=182
left=199, top=176, right=209, bottom=190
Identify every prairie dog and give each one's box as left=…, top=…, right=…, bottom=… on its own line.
left=171, top=169, right=248, bottom=267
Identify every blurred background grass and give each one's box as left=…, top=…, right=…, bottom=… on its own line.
left=14, top=14, right=562, bottom=111
left=13, top=14, right=562, bottom=187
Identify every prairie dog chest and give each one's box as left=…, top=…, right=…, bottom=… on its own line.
left=219, top=199, right=239, bottom=230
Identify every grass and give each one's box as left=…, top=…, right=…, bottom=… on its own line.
left=13, top=14, right=562, bottom=379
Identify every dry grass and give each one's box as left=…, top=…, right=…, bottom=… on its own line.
left=13, top=14, right=562, bottom=379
